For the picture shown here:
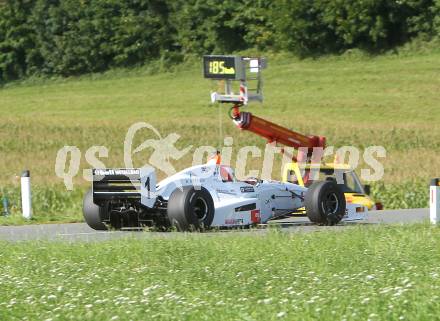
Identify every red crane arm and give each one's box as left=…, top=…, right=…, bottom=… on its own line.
left=231, top=106, right=326, bottom=158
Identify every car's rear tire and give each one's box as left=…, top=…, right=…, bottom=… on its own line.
left=83, top=189, right=107, bottom=230
left=167, top=186, right=215, bottom=231
left=305, top=181, right=346, bottom=225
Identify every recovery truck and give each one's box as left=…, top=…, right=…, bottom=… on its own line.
left=204, top=55, right=382, bottom=212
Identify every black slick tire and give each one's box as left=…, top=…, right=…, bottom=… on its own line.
left=167, top=186, right=215, bottom=231
left=305, top=181, right=346, bottom=225
left=83, top=189, right=108, bottom=230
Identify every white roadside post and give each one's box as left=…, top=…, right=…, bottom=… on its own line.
left=430, top=178, right=440, bottom=224
left=21, top=170, right=32, bottom=219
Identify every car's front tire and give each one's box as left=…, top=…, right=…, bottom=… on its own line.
left=167, top=186, right=215, bottom=231
left=305, top=181, right=346, bottom=225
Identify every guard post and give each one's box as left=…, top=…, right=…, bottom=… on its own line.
left=21, top=170, right=32, bottom=219
left=430, top=178, right=440, bottom=224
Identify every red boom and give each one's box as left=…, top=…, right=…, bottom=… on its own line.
left=231, top=106, right=326, bottom=160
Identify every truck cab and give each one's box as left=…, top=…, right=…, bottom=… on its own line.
left=282, top=162, right=382, bottom=211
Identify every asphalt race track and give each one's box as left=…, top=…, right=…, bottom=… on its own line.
left=0, top=208, right=429, bottom=242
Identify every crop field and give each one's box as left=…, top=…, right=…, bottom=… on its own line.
left=0, top=51, right=439, bottom=223
left=0, top=224, right=439, bottom=320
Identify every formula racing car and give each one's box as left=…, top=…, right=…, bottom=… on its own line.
left=83, top=163, right=365, bottom=231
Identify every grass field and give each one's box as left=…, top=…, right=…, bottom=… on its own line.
left=0, top=51, right=439, bottom=223
left=1, top=224, right=440, bottom=320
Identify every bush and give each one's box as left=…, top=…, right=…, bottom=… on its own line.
left=0, top=185, right=84, bottom=222
left=0, top=0, right=37, bottom=81
left=0, top=0, right=176, bottom=80
left=0, top=0, right=439, bottom=82
left=168, top=0, right=273, bottom=55
left=29, top=0, right=174, bottom=76
left=272, top=0, right=440, bottom=56
left=434, top=0, right=440, bottom=36
left=371, top=180, right=429, bottom=210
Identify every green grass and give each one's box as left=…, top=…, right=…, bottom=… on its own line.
left=1, top=224, right=440, bottom=320
left=0, top=186, right=83, bottom=225
left=0, top=51, right=439, bottom=223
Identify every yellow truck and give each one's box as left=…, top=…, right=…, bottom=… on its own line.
left=282, top=162, right=383, bottom=211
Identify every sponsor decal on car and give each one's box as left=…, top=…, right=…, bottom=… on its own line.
left=251, top=209, right=261, bottom=223
left=225, top=218, right=244, bottom=225
left=240, top=186, right=255, bottom=193
left=93, top=169, right=140, bottom=176
left=216, top=189, right=237, bottom=195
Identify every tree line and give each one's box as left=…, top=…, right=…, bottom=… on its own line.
left=0, top=0, right=439, bottom=82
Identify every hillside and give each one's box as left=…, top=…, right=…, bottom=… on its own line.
left=0, top=52, right=439, bottom=223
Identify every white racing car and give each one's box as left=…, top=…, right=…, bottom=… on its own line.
left=83, top=164, right=365, bottom=231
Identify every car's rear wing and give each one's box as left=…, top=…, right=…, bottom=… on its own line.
left=92, top=167, right=157, bottom=208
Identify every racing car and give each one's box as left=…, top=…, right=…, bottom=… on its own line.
left=83, top=163, right=365, bottom=231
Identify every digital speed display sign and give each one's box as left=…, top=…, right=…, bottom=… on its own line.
left=203, top=55, right=245, bottom=80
